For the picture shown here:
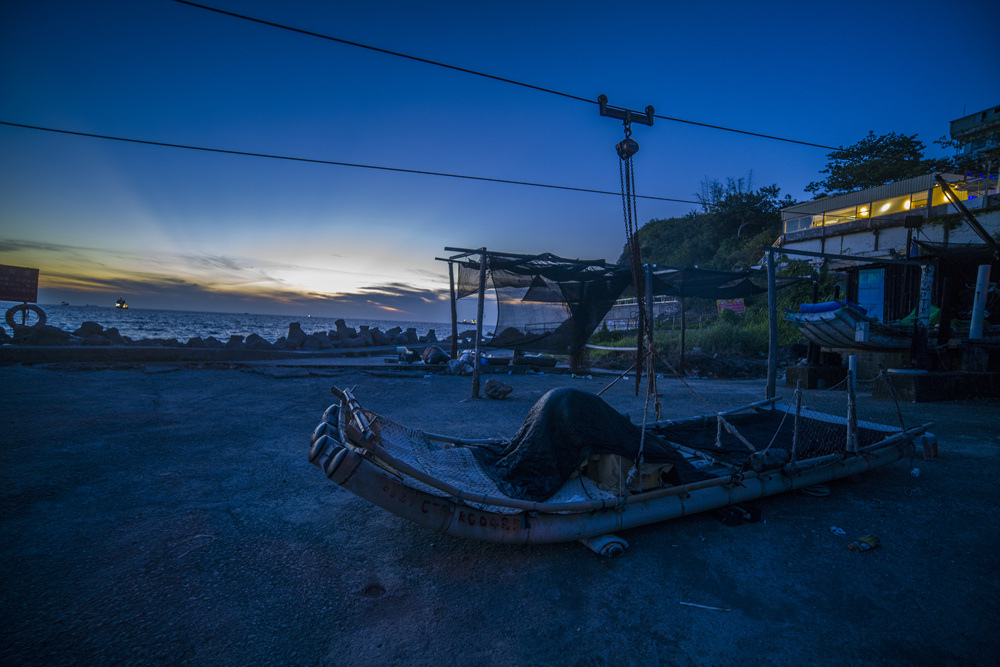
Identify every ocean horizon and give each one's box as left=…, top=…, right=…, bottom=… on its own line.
left=13, top=303, right=458, bottom=344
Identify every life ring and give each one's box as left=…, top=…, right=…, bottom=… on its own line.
left=5, top=303, right=47, bottom=330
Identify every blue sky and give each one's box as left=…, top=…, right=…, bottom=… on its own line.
left=2, top=0, right=998, bottom=322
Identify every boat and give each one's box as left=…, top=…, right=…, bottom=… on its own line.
left=115, top=297, right=128, bottom=309
left=308, top=385, right=933, bottom=552
left=785, top=300, right=913, bottom=350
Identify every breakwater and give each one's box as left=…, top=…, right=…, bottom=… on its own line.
left=1, top=316, right=477, bottom=352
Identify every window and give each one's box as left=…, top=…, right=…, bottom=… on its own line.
left=871, top=194, right=911, bottom=217
left=824, top=205, right=859, bottom=225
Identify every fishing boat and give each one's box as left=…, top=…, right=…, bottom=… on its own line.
left=115, top=297, right=128, bottom=309
left=785, top=300, right=912, bottom=350
left=308, top=385, right=933, bottom=553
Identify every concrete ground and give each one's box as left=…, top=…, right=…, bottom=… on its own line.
left=1, top=362, right=998, bottom=666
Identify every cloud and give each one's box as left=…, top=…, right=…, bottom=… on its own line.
left=1, top=236, right=453, bottom=319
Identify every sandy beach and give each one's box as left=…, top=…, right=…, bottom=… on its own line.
left=2, top=361, right=998, bottom=665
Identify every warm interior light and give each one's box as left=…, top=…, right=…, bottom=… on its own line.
left=879, top=203, right=891, bottom=212
left=859, top=206, right=869, bottom=216
left=904, top=199, right=911, bottom=209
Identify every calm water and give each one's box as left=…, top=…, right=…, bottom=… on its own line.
left=20, top=303, right=453, bottom=344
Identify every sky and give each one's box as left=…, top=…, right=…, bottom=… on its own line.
left=2, top=0, right=998, bottom=323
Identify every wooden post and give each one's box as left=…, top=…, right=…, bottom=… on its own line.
left=766, top=248, right=778, bottom=399
left=471, top=248, right=487, bottom=399
left=846, top=363, right=858, bottom=454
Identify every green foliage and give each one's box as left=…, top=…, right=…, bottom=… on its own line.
left=618, top=174, right=792, bottom=270
left=805, top=131, right=952, bottom=196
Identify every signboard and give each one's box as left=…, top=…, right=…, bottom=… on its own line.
left=717, top=298, right=745, bottom=314
left=0, top=264, right=40, bottom=303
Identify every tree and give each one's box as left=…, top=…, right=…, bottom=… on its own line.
left=618, top=175, right=793, bottom=270
left=935, top=129, right=1000, bottom=178
left=805, top=131, right=952, bottom=196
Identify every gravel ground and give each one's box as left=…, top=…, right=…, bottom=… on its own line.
left=1, top=363, right=998, bottom=666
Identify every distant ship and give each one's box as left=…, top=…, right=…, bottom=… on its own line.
left=115, top=297, right=128, bottom=309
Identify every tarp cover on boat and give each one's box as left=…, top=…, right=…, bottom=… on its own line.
left=471, top=388, right=711, bottom=501
left=456, top=252, right=632, bottom=355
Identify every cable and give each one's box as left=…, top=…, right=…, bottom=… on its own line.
left=0, top=121, right=701, bottom=204
left=172, top=0, right=839, bottom=150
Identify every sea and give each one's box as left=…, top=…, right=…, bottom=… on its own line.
left=20, top=303, right=454, bottom=344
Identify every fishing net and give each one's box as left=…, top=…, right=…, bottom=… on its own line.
left=649, top=370, right=910, bottom=468
left=455, top=252, right=632, bottom=355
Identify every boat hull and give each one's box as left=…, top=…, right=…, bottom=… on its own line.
left=312, top=431, right=917, bottom=545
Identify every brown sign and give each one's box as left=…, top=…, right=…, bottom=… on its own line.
left=0, top=264, right=40, bottom=303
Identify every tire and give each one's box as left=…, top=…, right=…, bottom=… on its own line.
left=5, top=303, right=46, bottom=330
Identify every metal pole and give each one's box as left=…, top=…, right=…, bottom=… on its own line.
left=679, top=296, right=686, bottom=372
left=448, top=261, right=459, bottom=359
left=766, top=248, right=778, bottom=399
left=471, top=248, right=487, bottom=399
left=792, top=379, right=802, bottom=464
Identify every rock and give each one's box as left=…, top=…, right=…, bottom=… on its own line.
left=102, top=327, right=126, bottom=345
left=203, top=336, right=225, bottom=349
left=357, top=326, right=373, bottom=346
left=73, top=321, right=104, bottom=338
left=186, top=336, right=208, bottom=348
left=384, top=326, right=402, bottom=341
left=484, top=378, right=513, bottom=399
left=302, top=334, right=323, bottom=350
left=274, top=336, right=286, bottom=348
left=404, top=328, right=419, bottom=344
left=245, top=333, right=274, bottom=351
left=0, top=327, right=12, bottom=344
left=285, top=323, right=307, bottom=349
left=334, top=319, right=356, bottom=342
left=225, top=335, right=245, bottom=350
left=160, top=338, right=181, bottom=347
left=25, top=325, right=74, bottom=346
left=423, top=329, right=438, bottom=344
left=370, top=327, right=390, bottom=346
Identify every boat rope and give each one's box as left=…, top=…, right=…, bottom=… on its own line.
left=615, top=118, right=660, bottom=488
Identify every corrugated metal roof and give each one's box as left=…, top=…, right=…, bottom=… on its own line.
left=781, top=173, right=963, bottom=218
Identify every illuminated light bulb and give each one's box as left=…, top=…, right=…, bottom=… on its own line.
left=904, top=200, right=911, bottom=209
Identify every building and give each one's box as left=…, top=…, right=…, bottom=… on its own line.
left=950, top=104, right=1000, bottom=165
left=777, top=173, right=999, bottom=323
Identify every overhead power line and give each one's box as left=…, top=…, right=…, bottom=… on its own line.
left=172, top=0, right=840, bottom=151
left=0, top=121, right=701, bottom=204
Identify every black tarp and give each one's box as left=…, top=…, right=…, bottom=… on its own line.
left=651, top=267, right=769, bottom=299
left=471, top=388, right=711, bottom=501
